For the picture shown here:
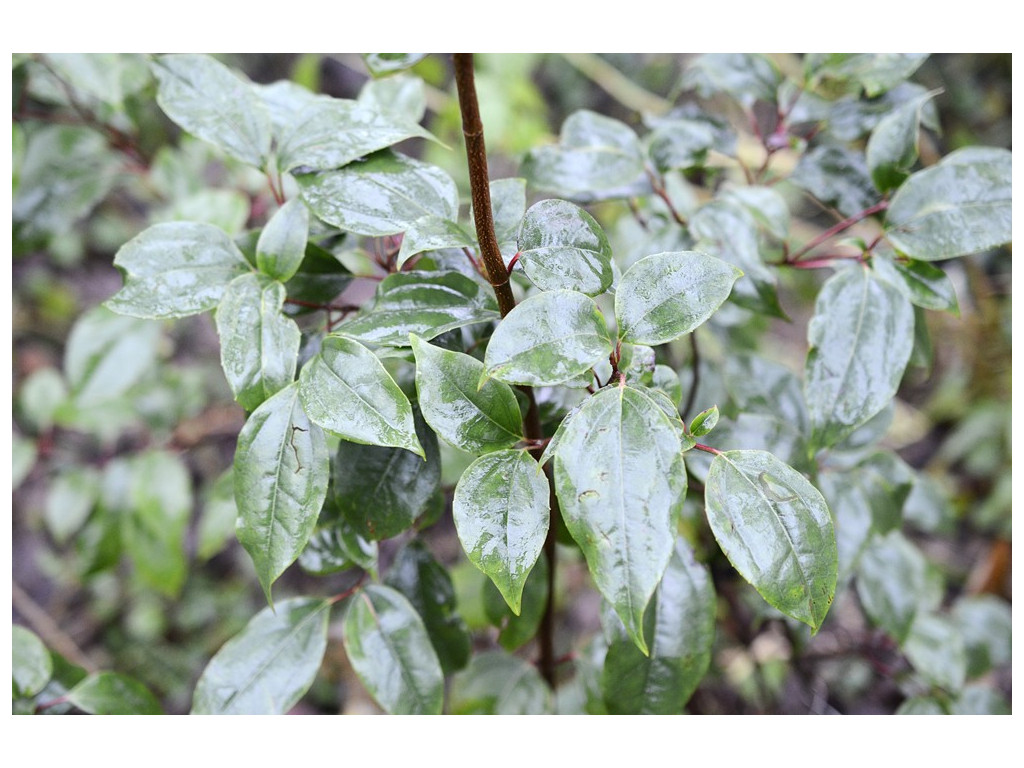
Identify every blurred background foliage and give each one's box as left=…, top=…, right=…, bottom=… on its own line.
left=11, top=53, right=1010, bottom=714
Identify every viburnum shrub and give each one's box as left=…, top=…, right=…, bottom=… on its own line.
left=12, top=52, right=1011, bottom=715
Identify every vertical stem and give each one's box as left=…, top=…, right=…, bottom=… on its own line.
left=452, top=53, right=557, bottom=689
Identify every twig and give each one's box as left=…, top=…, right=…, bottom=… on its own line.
left=13, top=582, right=99, bottom=673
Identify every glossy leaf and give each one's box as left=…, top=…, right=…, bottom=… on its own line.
left=255, top=198, right=309, bottom=282
left=358, top=74, right=427, bottom=123
left=385, top=540, right=472, bottom=674
left=282, top=241, right=354, bottom=310
left=817, top=472, right=876, bottom=587
left=363, top=53, right=428, bottom=77
left=482, top=554, right=549, bottom=651
left=396, top=215, right=476, bottom=268
left=856, top=530, right=941, bottom=643
left=646, top=118, right=719, bottom=172
left=551, top=386, right=686, bottom=653
left=484, top=290, right=612, bottom=387
left=332, top=409, right=439, bottom=540
left=790, top=144, right=878, bottom=217
left=866, top=90, right=938, bottom=193
left=482, top=177, right=527, bottom=259
left=449, top=651, right=551, bottom=715
left=871, top=254, right=959, bottom=314
left=234, top=384, right=330, bottom=602
left=123, top=450, right=192, bottom=597
left=215, top=274, right=300, bottom=411
left=298, top=150, right=458, bottom=237
left=704, top=450, right=837, bottom=632
left=342, top=585, right=444, bottom=715
left=723, top=352, right=809, bottom=435
left=602, top=539, right=715, bottom=714
left=453, top=449, right=549, bottom=614
left=299, top=519, right=377, bottom=576
left=516, top=198, right=613, bottom=295
left=191, top=597, right=331, bottom=714
left=64, top=306, right=161, bottom=407
left=152, top=54, right=271, bottom=168
left=298, top=335, right=423, bottom=455
left=13, top=625, right=52, bottom=698
left=106, top=222, right=251, bottom=319
left=336, top=271, right=499, bottom=348
left=689, top=406, right=719, bottom=438
left=615, top=251, right=741, bottom=346
left=805, top=266, right=914, bottom=452
left=808, top=53, right=928, bottom=98
left=904, top=613, right=967, bottom=692
left=40, top=53, right=149, bottom=108
left=520, top=110, right=646, bottom=200
left=66, top=672, right=162, bottom=715
left=885, top=147, right=1012, bottom=261
left=277, top=99, right=434, bottom=172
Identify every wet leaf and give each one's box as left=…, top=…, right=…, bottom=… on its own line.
left=396, top=215, right=476, bottom=267
left=689, top=406, right=719, bottom=438
left=856, top=530, right=941, bottom=643
left=449, top=651, right=551, bottom=714
left=363, top=53, right=428, bottom=77
left=681, top=53, right=782, bottom=107
left=516, top=198, right=613, bottom=296
left=871, top=255, right=959, bottom=314
left=255, top=198, right=309, bottom=282
left=704, top=450, right=837, bottom=632
left=67, top=672, right=162, bottom=715
left=866, top=90, right=938, bottom=193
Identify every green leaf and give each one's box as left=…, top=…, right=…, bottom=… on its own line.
left=17, top=367, right=68, bottom=433
left=904, top=613, right=967, bottom=692
left=13, top=625, right=52, bottom=698
left=358, top=74, right=427, bottom=123
left=215, top=274, right=300, bottom=411
left=482, top=177, right=527, bottom=259
left=196, top=470, right=238, bottom=562
left=105, top=222, right=251, bottom=319
left=66, top=672, right=162, bottom=715
left=520, top=110, right=646, bottom=201
left=950, top=684, right=1011, bottom=715
left=363, top=53, right=428, bottom=77
left=681, top=53, right=782, bottom=107
left=516, top=198, right=613, bottom=296
left=483, top=290, right=612, bottom=387
left=396, top=215, right=477, bottom=268
left=615, top=251, right=741, bottom=346
left=723, top=352, right=809, bottom=435
left=453, top=449, right=549, bottom=614
left=895, top=696, right=947, bottom=715
left=807, top=53, right=928, bottom=98
left=704, top=450, right=837, bottom=632
left=299, top=518, right=378, bottom=577
left=951, top=596, right=1012, bottom=678
left=385, top=540, right=472, bottom=674
left=122, top=450, right=192, bottom=597
left=866, top=90, right=938, bottom=193
left=645, top=118, right=719, bottom=173
left=152, top=54, right=271, bottom=168
left=277, top=99, right=434, bottom=172
left=44, top=466, right=101, bottom=545
left=721, top=186, right=791, bottom=241
left=817, top=472, right=878, bottom=587
left=332, top=409, right=439, bottom=540
left=551, top=386, right=686, bottom=653
left=856, top=530, right=941, bottom=644
left=12, top=434, right=37, bottom=489
left=282, top=241, right=354, bottom=310
left=191, top=597, right=332, bottom=714
left=689, top=406, right=719, bottom=438
left=41, top=53, right=150, bottom=108
left=255, top=199, right=309, bottom=281
left=411, top=335, right=522, bottom=454
left=482, top=554, right=549, bottom=651
left=790, top=144, right=879, bottom=218
left=298, top=150, right=458, bottom=237
left=871, top=254, right=959, bottom=314
left=449, top=651, right=551, bottom=714
left=342, top=585, right=444, bottom=715
left=64, top=306, right=162, bottom=407
left=298, top=335, right=423, bottom=455
left=336, top=271, right=499, bottom=348
left=885, top=147, right=1011, bottom=261
left=805, top=266, right=914, bottom=452
left=234, top=384, right=330, bottom=602
left=601, top=539, right=715, bottom=714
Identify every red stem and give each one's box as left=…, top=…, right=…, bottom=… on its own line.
left=787, top=201, right=889, bottom=263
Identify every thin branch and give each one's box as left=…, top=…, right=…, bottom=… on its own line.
left=559, top=53, right=673, bottom=116
left=13, top=582, right=99, bottom=673
left=681, top=332, right=701, bottom=420
left=787, top=200, right=889, bottom=263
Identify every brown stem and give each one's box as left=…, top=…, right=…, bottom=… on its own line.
left=453, top=53, right=516, bottom=318
left=787, top=200, right=889, bottom=263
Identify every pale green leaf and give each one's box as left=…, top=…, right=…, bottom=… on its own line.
left=904, top=613, right=967, bottom=692
left=516, top=198, right=613, bottom=296
left=13, top=625, right=53, bottom=699
left=866, top=90, right=938, bottom=193
left=449, top=651, right=551, bottom=714
left=44, top=466, right=101, bottom=545
left=256, top=198, right=309, bottom=281
left=67, top=673, right=162, bottom=715
left=396, top=215, right=476, bottom=268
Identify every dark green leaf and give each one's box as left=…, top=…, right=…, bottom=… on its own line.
left=817, top=472, right=877, bottom=587
left=689, top=406, right=719, bottom=438
left=551, top=386, right=686, bottom=653
left=215, top=274, right=300, bottom=411
left=67, top=672, right=162, bottom=715
left=516, top=198, right=613, bottom=296
left=681, top=53, right=782, bottom=106
left=396, top=215, right=477, bottom=268
left=871, top=255, right=959, bottom=314
left=602, top=539, right=715, bottom=714
left=615, top=251, right=741, bottom=346
left=449, top=651, right=551, bottom=714
left=385, top=540, right=472, bottom=674
left=484, top=290, right=612, bottom=386
left=298, top=335, right=423, bottom=455
left=453, top=449, right=549, bottom=614
left=298, top=150, right=458, bottom=237
left=336, top=271, right=498, bottom=348
left=106, top=222, right=251, bottom=319
left=807, top=53, right=928, bottom=98
left=191, top=597, right=332, bottom=714
left=790, top=144, right=879, bottom=217
left=646, top=118, right=719, bottom=172
left=277, top=99, right=434, bottom=172
left=411, top=335, right=522, bottom=453
left=723, top=352, right=809, bottom=435
left=704, top=450, right=837, bottom=632
left=13, top=625, right=52, bottom=698
left=234, top=384, right=330, bottom=601
left=299, top=518, right=377, bottom=576
left=826, top=82, right=941, bottom=142
left=805, top=266, right=914, bottom=451
left=333, top=409, right=439, bottom=540
left=123, top=450, right=192, bottom=597
left=885, top=147, right=1011, bottom=261
left=255, top=198, right=309, bottom=281
left=904, top=613, right=967, bottom=692
left=482, top=554, right=548, bottom=651
left=342, top=584, right=444, bottom=715
left=282, top=241, right=354, bottom=310
left=152, top=54, right=271, bottom=168
left=856, top=530, right=941, bottom=643
left=363, top=53, right=428, bottom=77
left=520, top=110, right=646, bottom=201
left=866, top=90, right=938, bottom=193
left=64, top=306, right=161, bottom=407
